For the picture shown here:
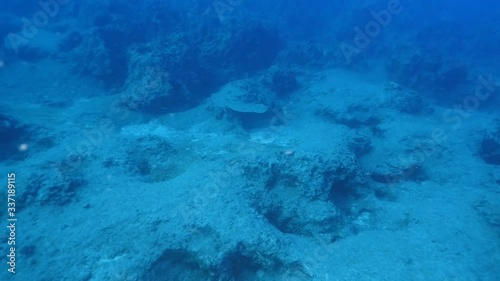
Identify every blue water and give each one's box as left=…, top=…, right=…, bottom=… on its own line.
left=0, top=1, right=499, bottom=280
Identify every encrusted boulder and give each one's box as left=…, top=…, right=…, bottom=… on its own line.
left=211, top=78, right=275, bottom=114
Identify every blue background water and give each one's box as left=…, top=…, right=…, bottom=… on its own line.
left=0, top=0, right=499, bottom=280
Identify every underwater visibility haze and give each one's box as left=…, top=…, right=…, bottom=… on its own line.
left=0, top=0, right=499, bottom=280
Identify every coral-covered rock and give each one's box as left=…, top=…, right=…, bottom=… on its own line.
left=119, top=54, right=175, bottom=113
left=271, top=70, right=299, bottom=97
left=212, top=78, right=275, bottom=114
left=229, top=24, right=284, bottom=73
left=243, top=152, right=368, bottom=238
left=19, top=172, right=87, bottom=209
left=386, top=46, right=468, bottom=98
